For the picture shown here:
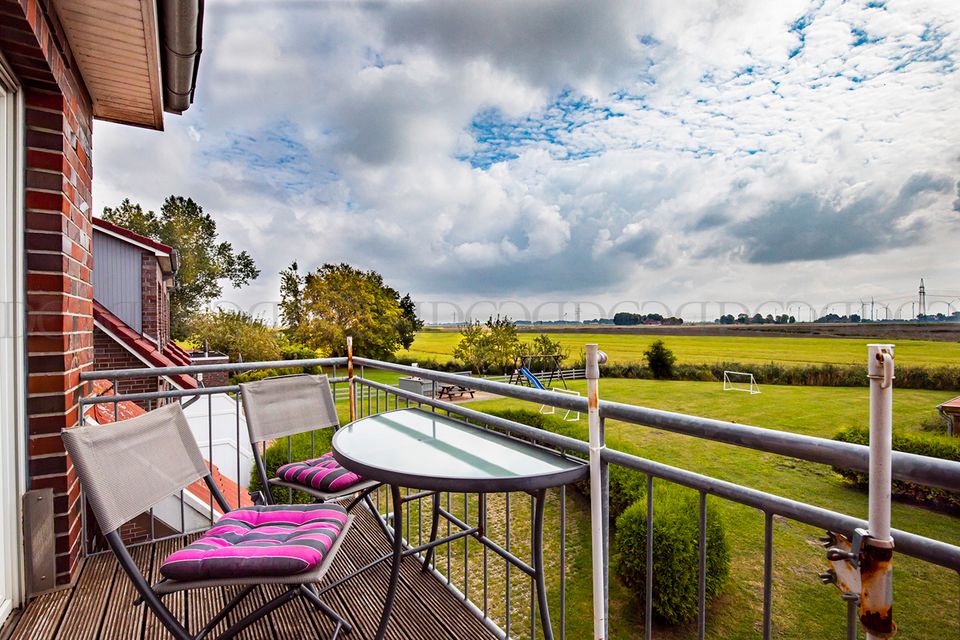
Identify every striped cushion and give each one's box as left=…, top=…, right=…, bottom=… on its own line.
left=160, top=504, right=348, bottom=581
left=276, top=452, right=363, bottom=493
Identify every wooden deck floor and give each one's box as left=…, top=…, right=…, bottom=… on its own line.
left=1, top=510, right=496, bottom=640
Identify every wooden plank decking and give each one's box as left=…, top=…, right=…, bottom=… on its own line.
left=1, top=510, right=496, bottom=640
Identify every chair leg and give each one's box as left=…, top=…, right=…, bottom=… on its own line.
left=301, top=584, right=353, bottom=634
left=364, top=492, right=395, bottom=544
left=195, top=585, right=257, bottom=640
left=215, top=588, right=299, bottom=640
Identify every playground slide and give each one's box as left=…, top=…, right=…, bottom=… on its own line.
left=518, top=367, right=547, bottom=390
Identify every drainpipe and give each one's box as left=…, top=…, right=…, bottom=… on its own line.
left=159, top=0, right=204, bottom=114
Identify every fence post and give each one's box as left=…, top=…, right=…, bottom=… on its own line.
left=864, top=344, right=896, bottom=639
left=347, top=336, right=356, bottom=422
left=586, top=344, right=608, bottom=640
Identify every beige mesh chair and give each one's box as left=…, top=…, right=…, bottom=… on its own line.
left=62, top=403, right=354, bottom=640
left=241, top=374, right=381, bottom=515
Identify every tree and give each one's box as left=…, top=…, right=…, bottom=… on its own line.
left=294, top=263, right=404, bottom=359
left=452, top=316, right=523, bottom=373
left=186, top=310, right=281, bottom=363
left=396, top=294, right=423, bottom=350
left=279, top=261, right=305, bottom=331
left=644, top=340, right=676, bottom=379
left=102, top=197, right=259, bottom=337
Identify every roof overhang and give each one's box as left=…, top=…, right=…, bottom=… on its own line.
left=51, top=0, right=203, bottom=130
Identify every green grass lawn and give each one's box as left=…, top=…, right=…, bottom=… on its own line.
left=403, top=331, right=960, bottom=368
left=457, top=380, right=960, bottom=639
left=306, top=374, right=958, bottom=638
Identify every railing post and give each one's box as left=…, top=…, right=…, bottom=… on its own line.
left=864, top=344, right=896, bottom=639
left=586, top=344, right=608, bottom=640
left=347, top=336, right=356, bottom=423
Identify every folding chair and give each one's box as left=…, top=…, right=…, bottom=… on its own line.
left=240, top=375, right=382, bottom=519
left=62, top=403, right=353, bottom=640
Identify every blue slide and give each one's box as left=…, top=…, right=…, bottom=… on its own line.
left=518, top=367, right=546, bottom=390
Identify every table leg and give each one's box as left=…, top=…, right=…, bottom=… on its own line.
left=376, top=484, right=404, bottom=640
left=421, top=491, right=442, bottom=573
left=533, top=488, right=554, bottom=640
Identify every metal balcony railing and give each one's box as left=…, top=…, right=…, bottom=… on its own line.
left=78, top=350, right=960, bottom=640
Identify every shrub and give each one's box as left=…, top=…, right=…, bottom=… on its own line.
left=248, top=429, right=336, bottom=504
left=644, top=340, right=676, bottom=379
left=615, top=488, right=730, bottom=625
left=832, top=426, right=960, bottom=512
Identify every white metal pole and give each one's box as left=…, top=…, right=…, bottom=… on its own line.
left=865, top=343, right=895, bottom=639
left=347, top=336, right=356, bottom=422
left=586, top=344, right=607, bottom=640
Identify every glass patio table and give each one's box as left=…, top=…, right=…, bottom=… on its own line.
left=332, top=407, right=587, bottom=640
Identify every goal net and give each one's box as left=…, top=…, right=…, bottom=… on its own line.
left=723, top=371, right=760, bottom=394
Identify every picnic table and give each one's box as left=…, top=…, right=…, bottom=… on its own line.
left=436, top=371, right=475, bottom=399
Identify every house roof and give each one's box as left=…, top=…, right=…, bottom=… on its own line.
left=93, top=300, right=199, bottom=390
left=50, top=0, right=204, bottom=129
left=84, top=380, right=148, bottom=424
left=92, top=217, right=173, bottom=255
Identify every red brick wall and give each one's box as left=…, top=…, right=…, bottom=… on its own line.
left=141, top=254, right=160, bottom=344
left=92, top=328, right=162, bottom=404
left=1, top=0, right=95, bottom=584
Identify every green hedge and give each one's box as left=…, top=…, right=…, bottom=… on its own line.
left=248, top=430, right=334, bottom=504
left=832, top=426, right=960, bottom=512
left=615, top=489, right=730, bottom=625
left=561, top=358, right=960, bottom=390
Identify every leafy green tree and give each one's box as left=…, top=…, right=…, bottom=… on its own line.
left=294, top=263, right=403, bottom=359
left=644, top=339, right=676, bottom=379
left=396, top=294, right=423, bottom=350
left=186, top=310, right=281, bottom=363
left=279, top=261, right=305, bottom=331
left=452, top=320, right=490, bottom=372
left=101, top=197, right=260, bottom=337
left=452, top=316, right=522, bottom=373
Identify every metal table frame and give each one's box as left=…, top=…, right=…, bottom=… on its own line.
left=332, top=408, right=588, bottom=640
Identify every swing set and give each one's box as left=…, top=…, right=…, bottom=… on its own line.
left=509, top=354, right=580, bottom=421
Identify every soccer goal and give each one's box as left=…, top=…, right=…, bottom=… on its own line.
left=723, top=371, right=761, bottom=394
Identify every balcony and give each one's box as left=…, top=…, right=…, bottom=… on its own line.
left=3, top=355, right=960, bottom=640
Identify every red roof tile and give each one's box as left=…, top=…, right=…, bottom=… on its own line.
left=92, top=217, right=173, bottom=255
left=84, top=380, right=148, bottom=424
left=163, top=341, right=193, bottom=367
left=94, top=300, right=199, bottom=390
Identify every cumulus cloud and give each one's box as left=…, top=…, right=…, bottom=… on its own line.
left=92, top=0, right=960, bottom=316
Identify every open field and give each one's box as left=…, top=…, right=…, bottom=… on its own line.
left=462, top=380, right=960, bottom=639
left=404, top=331, right=960, bottom=368
left=307, top=373, right=958, bottom=638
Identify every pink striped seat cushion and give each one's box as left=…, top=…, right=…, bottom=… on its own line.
left=160, top=504, right=348, bottom=581
left=275, top=452, right=363, bottom=493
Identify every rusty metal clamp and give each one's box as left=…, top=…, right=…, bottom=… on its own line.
left=822, top=529, right=896, bottom=638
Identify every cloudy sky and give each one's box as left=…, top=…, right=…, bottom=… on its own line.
left=93, top=0, right=960, bottom=323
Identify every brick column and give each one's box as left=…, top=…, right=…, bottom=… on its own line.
left=24, top=83, right=93, bottom=584
left=141, top=254, right=160, bottom=343
left=0, top=0, right=97, bottom=584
